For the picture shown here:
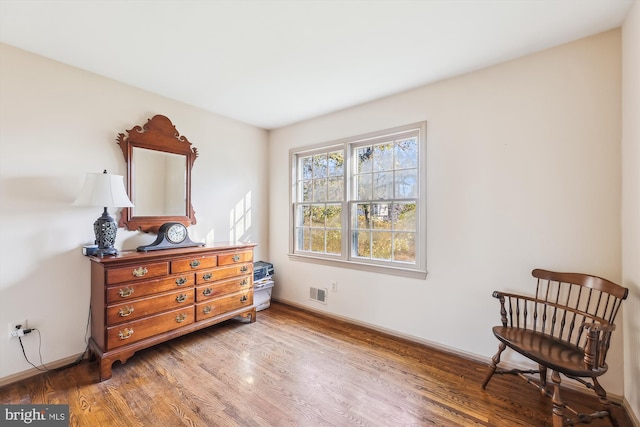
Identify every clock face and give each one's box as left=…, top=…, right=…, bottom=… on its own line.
left=166, top=223, right=187, bottom=243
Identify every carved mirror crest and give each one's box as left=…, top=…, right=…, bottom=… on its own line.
left=117, top=115, right=198, bottom=233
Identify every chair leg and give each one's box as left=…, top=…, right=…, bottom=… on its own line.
left=538, top=365, right=547, bottom=396
left=593, top=377, right=619, bottom=427
left=482, top=342, right=506, bottom=389
left=551, top=370, right=565, bottom=427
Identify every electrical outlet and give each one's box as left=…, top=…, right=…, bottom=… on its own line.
left=8, top=319, right=27, bottom=339
left=331, top=281, right=338, bottom=292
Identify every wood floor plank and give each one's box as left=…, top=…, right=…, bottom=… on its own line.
left=0, top=301, right=633, bottom=426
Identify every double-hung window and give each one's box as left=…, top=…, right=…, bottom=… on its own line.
left=290, top=122, right=426, bottom=278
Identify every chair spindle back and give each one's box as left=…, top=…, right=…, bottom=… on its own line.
left=497, top=269, right=628, bottom=367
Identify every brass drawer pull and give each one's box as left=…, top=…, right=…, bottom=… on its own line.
left=203, top=305, right=212, bottom=314
left=232, top=254, right=241, bottom=262
left=240, top=295, right=248, bottom=303
left=132, top=267, right=148, bottom=277
left=118, top=287, right=134, bottom=298
left=241, top=278, right=249, bottom=286
left=175, top=277, right=188, bottom=286
left=118, top=306, right=134, bottom=317
left=118, top=328, right=134, bottom=340
left=176, top=313, right=187, bottom=323
left=189, top=260, right=201, bottom=268
left=203, top=288, right=213, bottom=296
left=240, top=266, right=248, bottom=273
left=175, top=294, right=188, bottom=303
left=203, top=273, right=213, bottom=281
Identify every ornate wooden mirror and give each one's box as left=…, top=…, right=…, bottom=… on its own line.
left=117, top=115, right=198, bottom=233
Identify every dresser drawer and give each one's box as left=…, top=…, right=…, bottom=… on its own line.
left=196, top=275, right=252, bottom=302
left=106, top=306, right=194, bottom=350
left=106, top=288, right=195, bottom=325
left=196, top=263, right=252, bottom=284
left=106, top=274, right=194, bottom=303
left=195, top=290, right=253, bottom=321
left=171, top=256, right=217, bottom=273
left=106, top=262, right=169, bottom=285
left=218, top=250, right=253, bottom=266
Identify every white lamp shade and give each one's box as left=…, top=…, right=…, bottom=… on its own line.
left=72, top=172, right=134, bottom=208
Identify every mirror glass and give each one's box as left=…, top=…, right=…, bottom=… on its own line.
left=132, top=147, right=187, bottom=217
left=117, top=115, right=198, bottom=233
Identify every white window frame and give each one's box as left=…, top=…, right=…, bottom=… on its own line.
left=288, top=122, right=427, bottom=279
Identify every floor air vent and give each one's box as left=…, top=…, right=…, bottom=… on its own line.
left=309, top=287, right=327, bottom=304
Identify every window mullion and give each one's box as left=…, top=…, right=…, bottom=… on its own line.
left=342, top=142, right=351, bottom=261
left=290, top=121, right=426, bottom=275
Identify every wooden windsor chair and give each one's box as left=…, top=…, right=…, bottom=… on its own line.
left=482, top=269, right=628, bottom=427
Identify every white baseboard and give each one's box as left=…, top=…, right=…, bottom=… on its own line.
left=0, top=353, right=86, bottom=389
left=273, top=296, right=487, bottom=362
left=623, top=398, right=640, bottom=427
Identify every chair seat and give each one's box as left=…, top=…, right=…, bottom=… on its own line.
left=492, top=326, right=607, bottom=378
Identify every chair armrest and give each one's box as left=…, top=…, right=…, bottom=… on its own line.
left=491, top=290, right=534, bottom=301
left=580, top=321, right=615, bottom=370
left=581, top=322, right=615, bottom=333
left=490, top=291, right=539, bottom=327
left=492, top=290, right=512, bottom=299
left=491, top=291, right=519, bottom=327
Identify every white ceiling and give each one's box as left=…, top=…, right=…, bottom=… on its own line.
left=0, top=0, right=634, bottom=129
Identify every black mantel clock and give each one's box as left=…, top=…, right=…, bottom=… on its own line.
left=137, top=222, right=204, bottom=252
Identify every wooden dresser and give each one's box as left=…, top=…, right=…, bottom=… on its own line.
left=88, top=243, right=256, bottom=381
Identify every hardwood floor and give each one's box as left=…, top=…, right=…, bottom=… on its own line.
left=0, top=301, right=632, bottom=426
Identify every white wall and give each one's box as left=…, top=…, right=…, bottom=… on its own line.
left=0, top=44, right=269, bottom=381
left=269, top=30, right=625, bottom=395
left=622, top=0, right=640, bottom=422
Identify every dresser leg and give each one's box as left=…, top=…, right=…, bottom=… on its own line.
left=98, top=358, right=113, bottom=381
left=239, top=308, right=257, bottom=323
left=95, top=349, right=136, bottom=381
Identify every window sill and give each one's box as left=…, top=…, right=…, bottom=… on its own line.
left=288, top=253, right=428, bottom=279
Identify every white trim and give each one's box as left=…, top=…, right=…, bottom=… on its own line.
left=288, top=252, right=427, bottom=279
left=623, top=398, right=640, bottom=427
left=289, top=121, right=427, bottom=276
left=0, top=353, right=86, bottom=388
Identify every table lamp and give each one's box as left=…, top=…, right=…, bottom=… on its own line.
left=73, top=170, right=134, bottom=256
